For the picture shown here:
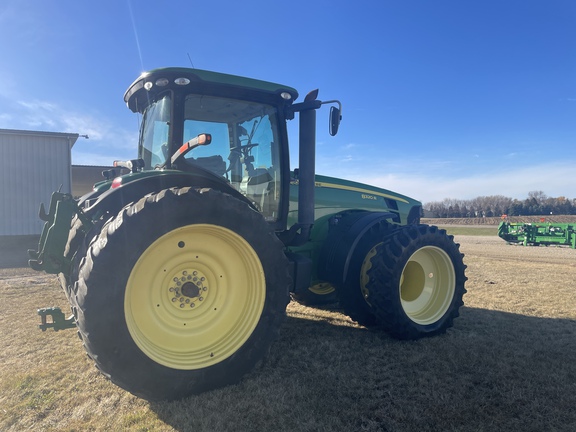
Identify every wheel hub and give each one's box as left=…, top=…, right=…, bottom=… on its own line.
left=168, top=269, right=209, bottom=309
left=125, top=223, right=266, bottom=370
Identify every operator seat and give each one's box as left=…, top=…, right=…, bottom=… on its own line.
left=240, top=168, right=273, bottom=209
left=182, top=155, right=227, bottom=177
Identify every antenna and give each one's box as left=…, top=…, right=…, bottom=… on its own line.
left=187, top=52, right=195, bottom=68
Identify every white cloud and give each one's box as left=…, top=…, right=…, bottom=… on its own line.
left=351, top=163, right=576, bottom=204
left=6, top=98, right=135, bottom=141
left=1, top=97, right=138, bottom=164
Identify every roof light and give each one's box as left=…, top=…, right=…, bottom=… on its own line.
left=144, top=81, right=153, bottom=90
left=155, top=78, right=169, bottom=87
left=174, top=77, right=190, bottom=86
left=111, top=177, right=123, bottom=189
left=280, top=92, right=292, bottom=100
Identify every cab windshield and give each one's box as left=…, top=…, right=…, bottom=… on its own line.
left=139, top=93, right=282, bottom=221
left=139, top=92, right=171, bottom=169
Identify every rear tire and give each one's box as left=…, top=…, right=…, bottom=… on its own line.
left=74, top=187, right=290, bottom=400
left=367, top=224, right=466, bottom=339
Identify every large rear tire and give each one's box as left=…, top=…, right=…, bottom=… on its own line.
left=73, top=187, right=290, bottom=400
left=366, top=224, right=466, bottom=339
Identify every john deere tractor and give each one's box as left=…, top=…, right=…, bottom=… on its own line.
left=29, top=68, right=466, bottom=401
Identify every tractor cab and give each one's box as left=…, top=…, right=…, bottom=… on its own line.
left=123, top=68, right=299, bottom=225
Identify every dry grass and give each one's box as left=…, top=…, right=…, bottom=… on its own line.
left=1, top=235, right=575, bottom=431
left=422, top=216, right=576, bottom=226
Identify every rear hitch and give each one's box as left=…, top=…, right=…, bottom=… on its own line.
left=29, top=191, right=93, bottom=274
left=38, top=307, right=76, bottom=331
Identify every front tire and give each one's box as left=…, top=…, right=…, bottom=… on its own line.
left=74, top=187, right=290, bottom=400
left=291, top=282, right=339, bottom=306
left=336, top=220, right=392, bottom=327
left=367, top=225, right=466, bottom=339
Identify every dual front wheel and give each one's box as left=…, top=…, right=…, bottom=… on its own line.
left=338, top=223, right=467, bottom=339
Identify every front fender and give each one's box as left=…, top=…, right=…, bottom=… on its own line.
left=318, top=211, right=397, bottom=285
left=83, top=170, right=254, bottom=220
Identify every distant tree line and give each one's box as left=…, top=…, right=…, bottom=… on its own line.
left=424, top=191, right=576, bottom=218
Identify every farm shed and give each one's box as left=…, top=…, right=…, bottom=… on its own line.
left=71, top=165, right=129, bottom=198
left=0, top=128, right=78, bottom=236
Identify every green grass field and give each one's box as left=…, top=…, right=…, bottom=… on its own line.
left=440, top=226, right=498, bottom=236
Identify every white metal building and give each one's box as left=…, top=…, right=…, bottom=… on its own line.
left=0, top=129, right=78, bottom=235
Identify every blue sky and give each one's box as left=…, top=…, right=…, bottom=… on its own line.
left=1, top=0, right=574, bottom=204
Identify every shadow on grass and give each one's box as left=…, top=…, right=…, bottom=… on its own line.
left=150, top=305, right=576, bottom=432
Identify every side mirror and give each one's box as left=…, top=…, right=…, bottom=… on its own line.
left=329, top=106, right=341, bottom=136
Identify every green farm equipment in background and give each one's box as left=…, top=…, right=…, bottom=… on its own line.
left=498, top=218, right=576, bottom=248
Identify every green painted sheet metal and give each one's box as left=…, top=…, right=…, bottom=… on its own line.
left=287, top=172, right=420, bottom=228
left=287, top=172, right=422, bottom=286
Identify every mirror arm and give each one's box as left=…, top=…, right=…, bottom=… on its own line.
left=286, top=100, right=322, bottom=118
left=320, top=99, right=342, bottom=114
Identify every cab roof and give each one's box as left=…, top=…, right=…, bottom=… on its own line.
left=124, top=67, right=299, bottom=113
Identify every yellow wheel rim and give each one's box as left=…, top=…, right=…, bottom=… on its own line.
left=308, top=282, right=335, bottom=296
left=400, top=246, right=455, bottom=325
left=124, top=224, right=265, bottom=370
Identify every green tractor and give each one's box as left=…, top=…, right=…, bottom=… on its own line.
left=29, top=68, right=467, bottom=401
